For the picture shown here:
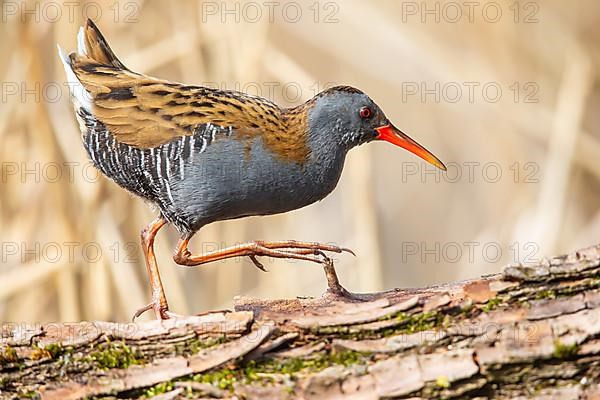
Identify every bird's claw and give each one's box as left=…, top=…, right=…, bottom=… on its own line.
left=340, top=247, right=356, bottom=256
left=313, top=249, right=330, bottom=262
left=318, top=244, right=356, bottom=257
left=249, top=255, right=268, bottom=272
left=132, top=302, right=153, bottom=321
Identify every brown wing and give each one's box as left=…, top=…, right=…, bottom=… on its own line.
left=63, top=19, right=310, bottom=162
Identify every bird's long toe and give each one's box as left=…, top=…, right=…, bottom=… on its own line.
left=132, top=302, right=154, bottom=321
left=132, top=301, right=175, bottom=321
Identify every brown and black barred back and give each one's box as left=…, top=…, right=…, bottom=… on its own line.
left=63, top=20, right=313, bottom=164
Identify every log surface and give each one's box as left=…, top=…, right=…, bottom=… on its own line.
left=1, top=245, right=600, bottom=399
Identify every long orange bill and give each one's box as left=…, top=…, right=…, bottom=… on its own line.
left=375, top=124, right=446, bottom=171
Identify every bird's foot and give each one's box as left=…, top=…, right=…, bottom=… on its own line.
left=323, top=286, right=372, bottom=302
left=320, top=256, right=366, bottom=302
left=243, top=244, right=364, bottom=301
left=132, top=300, right=180, bottom=321
left=174, top=238, right=355, bottom=271
left=253, top=240, right=356, bottom=257
left=245, top=241, right=355, bottom=271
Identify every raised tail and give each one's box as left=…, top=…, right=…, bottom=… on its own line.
left=76, top=18, right=128, bottom=69
left=57, top=19, right=132, bottom=113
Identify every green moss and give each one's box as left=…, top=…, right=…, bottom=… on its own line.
left=313, top=309, right=455, bottom=342
left=188, top=349, right=367, bottom=392
left=552, top=341, right=579, bottom=359
left=30, top=343, right=74, bottom=362
left=0, top=345, right=18, bottom=365
left=21, top=390, right=39, bottom=399
left=312, top=325, right=350, bottom=335
left=534, top=290, right=557, bottom=301
left=531, top=281, right=600, bottom=302
left=254, top=349, right=363, bottom=375
left=175, top=335, right=227, bottom=356
left=194, top=367, right=239, bottom=390
left=481, top=297, right=503, bottom=312
left=45, top=343, right=66, bottom=358
left=378, top=311, right=447, bottom=337
left=435, top=375, right=450, bottom=388
left=86, top=340, right=141, bottom=370
left=145, top=381, right=174, bottom=397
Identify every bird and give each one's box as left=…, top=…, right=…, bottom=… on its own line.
left=58, top=19, right=446, bottom=320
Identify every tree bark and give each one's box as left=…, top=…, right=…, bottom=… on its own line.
left=1, top=244, right=600, bottom=400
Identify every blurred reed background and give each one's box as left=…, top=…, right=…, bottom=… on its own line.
left=1, top=0, right=599, bottom=322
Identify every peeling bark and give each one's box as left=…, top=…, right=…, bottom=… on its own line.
left=1, top=244, right=600, bottom=399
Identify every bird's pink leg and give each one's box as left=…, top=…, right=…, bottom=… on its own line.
left=133, top=217, right=176, bottom=321
left=173, top=238, right=353, bottom=267
left=172, top=238, right=357, bottom=298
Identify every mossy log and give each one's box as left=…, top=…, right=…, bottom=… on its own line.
left=1, top=245, right=600, bottom=399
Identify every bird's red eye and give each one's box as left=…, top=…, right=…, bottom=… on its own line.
left=359, top=106, right=372, bottom=119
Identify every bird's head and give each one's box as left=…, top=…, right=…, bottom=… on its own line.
left=305, top=86, right=446, bottom=171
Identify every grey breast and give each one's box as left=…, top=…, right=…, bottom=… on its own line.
left=169, top=131, right=346, bottom=233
